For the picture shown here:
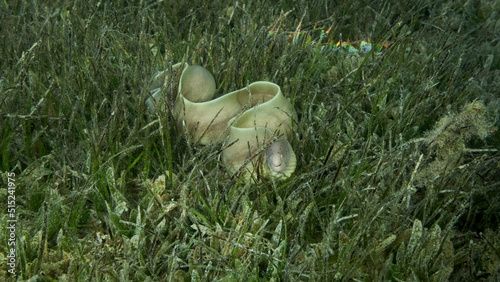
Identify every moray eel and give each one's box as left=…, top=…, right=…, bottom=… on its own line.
left=146, top=63, right=297, bottom=181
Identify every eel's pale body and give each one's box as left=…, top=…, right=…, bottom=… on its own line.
left=146, top=63, right=297, bottom=180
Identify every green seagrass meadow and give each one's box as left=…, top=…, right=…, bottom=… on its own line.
left=1, top=0, right=499, bottom=280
